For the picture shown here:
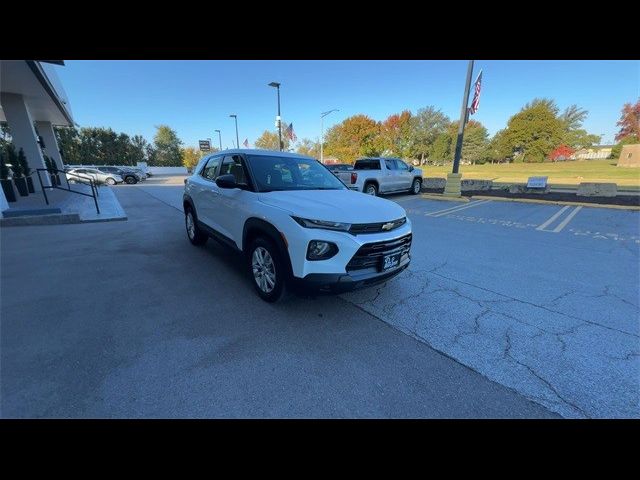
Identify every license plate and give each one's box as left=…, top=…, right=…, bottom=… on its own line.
left=381, top=253, right=401, bottom=271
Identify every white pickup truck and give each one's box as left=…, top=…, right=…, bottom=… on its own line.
left=349, top=158, right=423, bottom=196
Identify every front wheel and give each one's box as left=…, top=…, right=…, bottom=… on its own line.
left=410, top=178, right=422, bottom=195
left=106, top=177, right=116, bottom=185
left=125, top=176, right=137, bottom=184
left=248, top=237, right=287, bottom=302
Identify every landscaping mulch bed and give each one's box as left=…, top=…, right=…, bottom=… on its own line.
left=421, top=188, right=640, bottom=207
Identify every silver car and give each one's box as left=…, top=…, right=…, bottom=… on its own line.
left=66, top=168, right=123, bottom=185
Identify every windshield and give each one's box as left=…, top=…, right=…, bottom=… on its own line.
left=246, top=155, right=346, bottom=192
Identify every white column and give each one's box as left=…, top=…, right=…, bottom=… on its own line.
left=0, top=92, right=51, bottom=190
left=35, top=121, right=64, bottom=171
left=0, top=185, right=8, bottom=212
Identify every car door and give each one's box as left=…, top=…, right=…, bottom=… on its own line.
left=394, top=159, right=413, bottom=190
left=193, top=155, right=223, bottom=230
left=210, top=154, right=253, bottom=245
left=382, top=159, right=400, bottom=192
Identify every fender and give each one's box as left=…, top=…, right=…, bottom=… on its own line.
left=243, top=217, right=293, bottom=278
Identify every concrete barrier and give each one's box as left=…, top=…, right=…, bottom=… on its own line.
left=147, top=166, right=188, bottom=175
left=577, top=182, right=617, bottom=197
left=461, top=179, right=493, bottom=191
left=422, top=177, right=447, bottom=189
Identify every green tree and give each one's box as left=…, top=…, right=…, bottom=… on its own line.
left=151, top=125, right=183, bottom=166
left=430, top=133, right=452, bottom=163
left=255, top=130, right=290, bottom=151
left=611, top=135, right=639, bottom=159
left=324, top=114, right=381, bottom=163
left=129, top=135, right=149, bottom=165
left=559, top=104, right=599, bottom=148
left=296, top=138, right=320, bottom=158
left=408, top=106, right=451, bottom=163
left=447, top=120, right=489, bottom=164
left=499, top=99, right=566, bottom=162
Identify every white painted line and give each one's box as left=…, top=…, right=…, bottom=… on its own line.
left=552, top=206, right=582, bottom=233
left=427, top=199, right=492, bottom=217
left=536, top=206, right=570, bottom=231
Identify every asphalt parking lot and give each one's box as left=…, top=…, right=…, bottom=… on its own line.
left=2, top=179, right=638, bottom=418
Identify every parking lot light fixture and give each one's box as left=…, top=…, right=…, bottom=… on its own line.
left=230, top=115, right=239, bottom=150
left=214, top=130, right=222, bottom=150
left=320, top=109, right=339, bottom=163
left=268, top=82, right=282, bottom=151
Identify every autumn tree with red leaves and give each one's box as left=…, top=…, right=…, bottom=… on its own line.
left=548, top=144, right=575, bottom=162
left=615, top=100, right=640, bottom=142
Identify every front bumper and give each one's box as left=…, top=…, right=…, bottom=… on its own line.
left=290, top=254, right=410, bottom=294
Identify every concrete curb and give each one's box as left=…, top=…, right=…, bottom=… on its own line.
left=470, top=195, right=640, bottom=210
left=420, top=193, right=470, bottom=203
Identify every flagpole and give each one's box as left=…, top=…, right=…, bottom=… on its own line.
left=444, top=60, right=474, bottom=197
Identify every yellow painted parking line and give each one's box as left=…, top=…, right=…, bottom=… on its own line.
left=552, top=206, right=582, bottom=233
left=536, top=206, right=570, bottom=231
left=427, top=199, right=492, bottom=218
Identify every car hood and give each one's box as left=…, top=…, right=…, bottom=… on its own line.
left=258, top=189, right=407, bottom=223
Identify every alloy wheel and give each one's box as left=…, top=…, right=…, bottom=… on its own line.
left=252, top=246, right=276, bottom=293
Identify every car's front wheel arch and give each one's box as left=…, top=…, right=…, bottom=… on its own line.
left=243, top=218, right=293, bottom=280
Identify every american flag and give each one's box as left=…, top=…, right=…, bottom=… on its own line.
left=243, top=138, right=249, bottom=148
left=469, top=70, right=483, bottom=115
left=285, top=123, right=297, bottom=142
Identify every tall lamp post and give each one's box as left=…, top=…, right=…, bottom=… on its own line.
left=444, top=59, right=475, bottom=197
left=214, top=130, right=222, bottom=150
left=320, top=109, right=339, bottom=163
left=230, top=114, right=239, bottom=149
left=268, top=82, right=282, bottom=151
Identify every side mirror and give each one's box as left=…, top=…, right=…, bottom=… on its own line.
left=215, top=174, right=237, bottom=189
left=409, top=165, right=414, bottom=172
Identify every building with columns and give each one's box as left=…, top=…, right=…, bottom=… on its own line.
left=1, top=60, right=74, bottom=211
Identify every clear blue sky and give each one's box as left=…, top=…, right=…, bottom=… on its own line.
left=57, top=60, right=639, bottom=149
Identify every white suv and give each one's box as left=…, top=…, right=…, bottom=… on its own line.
left=183, top=150, right=412, bottom=302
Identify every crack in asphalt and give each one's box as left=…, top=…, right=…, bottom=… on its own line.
left=502, top=329, right=591, bottom=419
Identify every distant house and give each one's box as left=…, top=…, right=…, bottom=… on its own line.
left=572, top=145, right=614, bottom=160
left=617, top=144, right=640, bottom=168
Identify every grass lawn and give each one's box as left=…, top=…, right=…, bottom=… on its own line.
left=423, top=160, right=640, bottom=188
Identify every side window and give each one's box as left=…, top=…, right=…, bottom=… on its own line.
left=384, top=159, right=396, bottom=170
left=396, top=160, right=409, bottom=171
left=220, top=155, right=248, bottom=186
left=201, top=156, right=221, bottom=181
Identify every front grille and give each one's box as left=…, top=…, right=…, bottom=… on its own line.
left=346, top=234, right=412, bottom=272
left=349, top=217, right=406, bottom=235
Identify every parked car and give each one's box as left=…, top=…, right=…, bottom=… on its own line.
left=183, top=149, right=412, bottom=302
left=349, top=157, right=423, bottom=196
left=98, top=166, right=143, bottom=184
left=66, top=168, right=123, bottom=185
left=327, top=163, right=357, bottom=188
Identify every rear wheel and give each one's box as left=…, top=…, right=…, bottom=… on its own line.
left=410, top=178, right=421, bottom=195
left=106, top=177, right=116, bottom=185
left=364, top=182, right=378, bottom=196
left=185, top=207, right=208, bottom=246
left=125, top=176, right=137, bottom=184
left=248, top=237, right=286, bottom=302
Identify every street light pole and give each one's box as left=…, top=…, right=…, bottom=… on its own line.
left=268, top=82, right=282, bottom=151
left=320, top=109, right=339, bottom=163
left=444, top=60, right=474, bottom=197
left=230, top=114, right=239, bottom=149
left=214, top=130, right=222, bottom=150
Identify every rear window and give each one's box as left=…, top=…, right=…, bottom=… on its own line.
left=353, top=159, right=381, bottom=170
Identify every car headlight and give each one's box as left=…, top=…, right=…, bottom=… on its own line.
left=307, top=240, right=339, bottom=260
left=292, top=216, right=351, bottom=232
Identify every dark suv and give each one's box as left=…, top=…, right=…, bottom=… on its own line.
left=98, top=166, right=141, bottom=184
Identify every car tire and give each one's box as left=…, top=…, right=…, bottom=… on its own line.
left=185, top=206, right=208, bottom=246
left=364, top=182, right=378, bottom=196
left=410, top=178, right=421, bottom=195
left=248, top=236, right=287, bottom=303
left=125, top=176, right=137, bottom=184
left=106, top=177, right=116, bottom=186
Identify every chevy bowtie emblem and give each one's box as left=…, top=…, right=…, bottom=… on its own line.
left=381, top=222, right=395, bottom=230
